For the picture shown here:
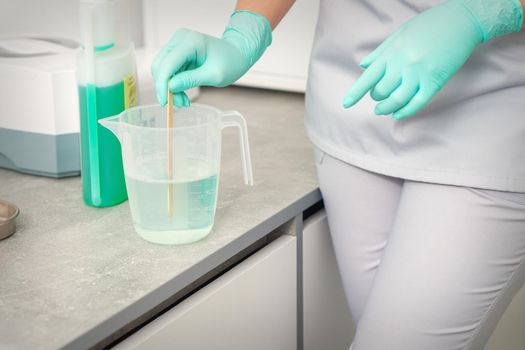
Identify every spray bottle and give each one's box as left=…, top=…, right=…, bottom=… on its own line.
left=77, top=0, right=137, bottom=207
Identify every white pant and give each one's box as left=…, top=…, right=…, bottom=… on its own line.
left=314, top=149, right=525, bottom=350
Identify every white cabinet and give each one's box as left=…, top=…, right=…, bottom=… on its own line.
left=302, top=210, right=355, bottom=350
left=115, top=235, right=297, bottom=350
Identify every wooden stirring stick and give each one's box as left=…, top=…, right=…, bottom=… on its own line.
left=167, top=88, right=174, bottom=217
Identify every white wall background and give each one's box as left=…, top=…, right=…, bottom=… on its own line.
left=0, top=0, right=319, bottom=92
left=0, top=0, right=144, bottom=47
left=142, top=0, right=319, bottom=91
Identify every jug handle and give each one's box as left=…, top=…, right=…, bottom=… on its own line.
left=221, top=111, right=254, bottom=186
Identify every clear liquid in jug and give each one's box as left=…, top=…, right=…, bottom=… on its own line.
left=126, top=157, right=219, bottom=245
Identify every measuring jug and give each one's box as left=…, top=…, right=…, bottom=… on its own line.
left=99, top=103, right=253, bottom=245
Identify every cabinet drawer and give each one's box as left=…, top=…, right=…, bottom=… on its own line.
left=114, top=235, right=297, bottom=350
left=303, top=209, right=354, bottom=350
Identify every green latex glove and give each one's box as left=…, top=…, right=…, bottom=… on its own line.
left=151, top=10, right=272, bottom=107
left=343, top=0, right=523, bottom=120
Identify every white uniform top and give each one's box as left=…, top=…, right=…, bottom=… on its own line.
left=305, top=0, right=525, bottom=192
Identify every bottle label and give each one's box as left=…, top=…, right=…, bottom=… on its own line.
left=124, top=73, right=137, bottom=108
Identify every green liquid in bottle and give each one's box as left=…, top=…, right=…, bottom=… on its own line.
left=78, top=82, right=127, bottom=207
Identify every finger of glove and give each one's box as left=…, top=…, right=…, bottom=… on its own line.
left=360, top=29, right=403, bottom=68
left=370, top=63, right=402, bottom=101
left=375, top=68, right=419, bottom=115
left=169, top=66, right=211, bottom=94
left=343, top=60, right=386, bottom=108
left=392, top=76, right=440, bottom=119
left=155, top=46, right=192, bottom=106
left=172, top=92, right=186, bottom=108
left=182, top=91, right=190, bottom=107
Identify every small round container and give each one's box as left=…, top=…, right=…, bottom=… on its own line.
left=0, top=200, right=20, bottom=241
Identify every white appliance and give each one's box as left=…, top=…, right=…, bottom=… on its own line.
left=0, top=37, right=81, bottom=177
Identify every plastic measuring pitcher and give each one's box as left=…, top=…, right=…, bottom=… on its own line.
left=99, top=103, right=253, bottom=245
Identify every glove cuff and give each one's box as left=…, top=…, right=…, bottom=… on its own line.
left=459, top=0, right=523, bottom=42
left=222, top=10, right=273, bottom=67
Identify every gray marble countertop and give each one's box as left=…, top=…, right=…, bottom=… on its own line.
left=0, top=87, right=321, bottom=350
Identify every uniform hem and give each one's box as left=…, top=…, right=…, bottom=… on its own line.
left=305, top=127, right=525, bottom=193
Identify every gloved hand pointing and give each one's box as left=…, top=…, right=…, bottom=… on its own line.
left=152, top=10, right=272, bottom=107
left=343, top=0, right=523, bottom=120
